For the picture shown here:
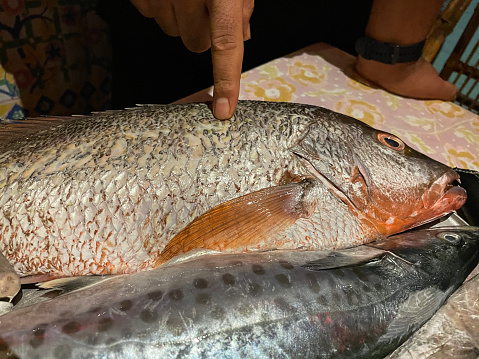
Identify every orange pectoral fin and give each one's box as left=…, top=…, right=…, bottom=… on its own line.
left=155, top=181, right=313, bottom=267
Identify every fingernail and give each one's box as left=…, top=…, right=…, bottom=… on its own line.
left=214, top=97, right=230, bottom=119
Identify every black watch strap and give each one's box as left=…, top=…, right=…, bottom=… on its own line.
left=355, top=36, right=425, bottom=65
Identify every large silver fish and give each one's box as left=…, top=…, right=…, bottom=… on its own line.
left=0, top=226, right=478, bottom=359
left=0, top=101, right=466, bottom=279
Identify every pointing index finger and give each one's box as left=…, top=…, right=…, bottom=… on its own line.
left=209, top=0, right=244, bottom=119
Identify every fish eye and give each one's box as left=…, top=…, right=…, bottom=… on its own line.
left=377, top=133, right=405, bottom=151
left=437, top=232, right=463, bottom=245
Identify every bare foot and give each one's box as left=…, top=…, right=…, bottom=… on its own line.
left=355, top=56, right=457, bottom=101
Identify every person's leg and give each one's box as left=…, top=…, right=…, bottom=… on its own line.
left=355, top=0, right=457, bottom=100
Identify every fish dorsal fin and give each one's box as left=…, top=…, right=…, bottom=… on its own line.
left=0, top=117, right=80, bottom=148
left=155, top=181, right=313, bottom=266
left=378, top=287, right=448, bottom=344
left=301, top=247, right=387, bottom=271
left=37, top=275, right=112, bottom=294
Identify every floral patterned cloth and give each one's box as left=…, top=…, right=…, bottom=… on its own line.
left=181, top=43, right=479, bottom=171
left=0, top=0, right=111, bottom=119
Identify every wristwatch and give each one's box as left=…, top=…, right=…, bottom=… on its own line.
left=355, top=36, right=425, bottom=65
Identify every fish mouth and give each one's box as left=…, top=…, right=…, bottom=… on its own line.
left=422, top=169, right=467, bottom=213
left=376, top=170, right=467, bottom=237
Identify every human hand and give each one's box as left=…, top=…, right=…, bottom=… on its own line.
left=130, top=0, right=254, bottom=119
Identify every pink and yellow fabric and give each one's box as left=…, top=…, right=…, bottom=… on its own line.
left=182, top=43, right=479, bottom=172
left=0, top=0, right=111, bottom=118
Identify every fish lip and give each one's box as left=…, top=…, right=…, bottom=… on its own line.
left=422, top=170, right=467, bottom=211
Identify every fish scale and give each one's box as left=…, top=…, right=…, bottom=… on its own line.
left=0, top=101, right=467, bottom=278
